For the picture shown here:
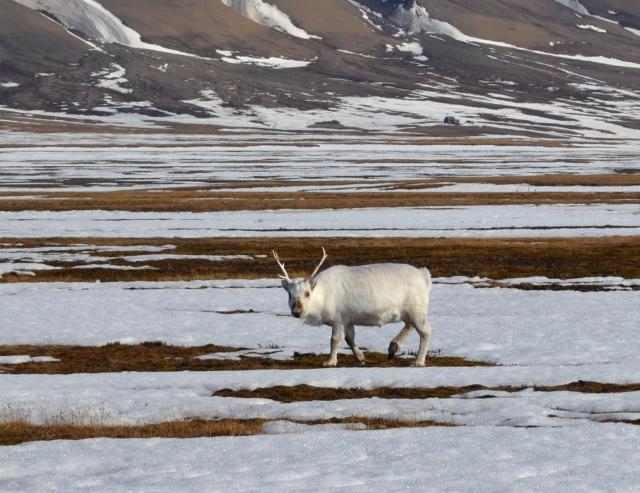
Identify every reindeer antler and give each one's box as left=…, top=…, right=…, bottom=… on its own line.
left=272, top=250, right=292, bottom=281
left=310, top=247, right=328, bottom=279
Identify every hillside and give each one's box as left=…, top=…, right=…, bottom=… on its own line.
left=1, top=0, right=639, bottom=137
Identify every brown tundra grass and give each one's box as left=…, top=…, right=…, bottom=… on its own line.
left=0, top=343, right=489, bottom=374
left=0, top=417, right=452, bottom=446
left=1, top=236, right=639, bottom=283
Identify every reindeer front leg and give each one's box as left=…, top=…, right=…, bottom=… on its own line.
left=324, top=323, right=344, bottom=367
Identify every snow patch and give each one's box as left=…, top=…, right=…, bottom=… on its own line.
left=0, top=262, right=60, bottom=278
left=13, top=0, right=206, bottom=58
left=221, top=54, right=313, bottom=69
left=393, top=41, right=428, bottom=61
left=0, top=427, right=639, bottom=492
left=384, top=0, right=640, bottom=69
left=625, top=26, right=640, bottom=38
left=346, top=0, right=383, bottom=30
left=0, top=82, right=20, bottom=88
left=0, top=355, right=59, bottom=364
left=220, top=0, right=319, bottom=39
left=552, top=0, right=590, bottom=15
left=92, top=64, right=132, bottom=94
left=389, top=2, right=468, bottom=41
left=577, top=24, right=607, bottom=33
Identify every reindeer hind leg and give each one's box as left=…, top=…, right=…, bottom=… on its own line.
left=388, top=323, right=413, bottom=360
left=412, top=319, right=432, bottom=367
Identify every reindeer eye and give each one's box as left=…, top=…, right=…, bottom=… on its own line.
left=304, top=291, right=310, bottom=298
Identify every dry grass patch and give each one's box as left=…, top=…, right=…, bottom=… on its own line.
left=1, top=188, right=638, bottom=212
left=213, top=381, right=640, bottom=403
left=0, top=417, right=451, bottom=446
left=0, top=343, right=490, bottom=374
left=0, top=419, right=266, bottom=446
left=1, top=236, right=639, bottom=283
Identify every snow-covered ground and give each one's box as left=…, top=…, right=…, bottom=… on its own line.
left=1, top=280, right=637, bottom=364
left=1, top=279, right=639, bottom=491
left=2, top=425, right=639, bottom=493
left=1, top=204, right=638, bottom=238
left=1, top=279, right=638, bottom=427
left=1, top=138, right=639, bottom=190
left=1, top=128, right=638, bottom=491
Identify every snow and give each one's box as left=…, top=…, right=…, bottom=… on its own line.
left=0, top=204, right=637, bottom=238
left=13, top=0, right=313, bottom=69
left=0, top=280, right=637, bottom=367
left=553, top=0, right=590, bottom=15
left=347, top=0, right=383, bottom=31
left=220, top=0, right=319, bottom=40
left=394, top=41, right=427, bottom=61
left=389, top=2, right=468, bottom=41
left=0, top=356, right=59, bottom=364
left=220, top=54, right=313, bottom=69
left=1, top=425, right=639, bottom=492
left=4, top=69, right=640, bottom=136
left=0, top=262, right=59, bottom=278
left=553, top=0, right=640, bottom=39
left=625, top=26, right=640, bottom=38
left=2, top=136, right=640, bottom=191
left=71, top=264, right=156, bottom=270
left=0, top=82, right=20, bottom=88
left=12, top=0, right=207, bottom=58
left=385, top=0, right=640, bottom=70
left=577, top=24, right=607, bottom=33
left=1, top=276, right=638, bottom=452
left=91, top=63, right=132, bottom=94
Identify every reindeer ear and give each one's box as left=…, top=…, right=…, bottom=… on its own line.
left=281, top=279, right=290, bottom=289
left=309, top=277, right=317, bottom=290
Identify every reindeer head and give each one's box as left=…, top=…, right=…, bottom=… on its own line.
left=273, top=247, right=327, bottom=318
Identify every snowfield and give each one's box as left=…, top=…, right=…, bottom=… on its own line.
left=2, top=425, right=639, bottom=493
left=0, top=127, right=638, bottom=491
left=2, top=0, right=640, bottom=487
left=2, top=138, right=640, bottom=191
left=1, top=280, right=639, bottom=427
left=1, top=204, right=638, bottom=238
left=1, top=278, right=639, bottom=490
left=0, top=280, right=637, bottom=367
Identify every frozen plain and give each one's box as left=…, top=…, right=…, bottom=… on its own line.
left=2, top=138, right=640, bottom=190
left=2, top=1, right=640, bottom=486
left=2, top=425, right=640, bottom=493
left=1, top=279, right=640, bottom=492
left=1, top=131, right=639, bottom=491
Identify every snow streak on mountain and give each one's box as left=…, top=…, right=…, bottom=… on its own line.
left=220, top=0, right=317, bottom=39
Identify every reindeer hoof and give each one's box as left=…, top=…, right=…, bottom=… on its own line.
left=323, top=359, right=337, bottom=367
left=411, top=361, right=426, bottom=367
left=388, top=342, right=399, bottom=360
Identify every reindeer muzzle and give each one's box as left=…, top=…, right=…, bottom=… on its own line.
left=291, top=303, right=303, bottom=318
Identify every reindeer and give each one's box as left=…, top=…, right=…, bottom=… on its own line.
left=273, top=248, right=433, bottom=367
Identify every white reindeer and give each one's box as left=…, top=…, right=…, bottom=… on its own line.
left=273, top=248, right=433, bottom=367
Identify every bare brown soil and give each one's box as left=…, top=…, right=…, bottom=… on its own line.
left=0, top=343, right=489, bottom=374
left=213, top=381, right=640, bottom=403
left=1, top=188, right=639, bottom=212
left=1, top=236, right=638, bottom=283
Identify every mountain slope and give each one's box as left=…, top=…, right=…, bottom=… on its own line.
left=1, top=0, right=639, bottom=137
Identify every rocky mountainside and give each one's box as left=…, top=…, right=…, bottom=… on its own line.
left=1, top=0, right=639, bottom=136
